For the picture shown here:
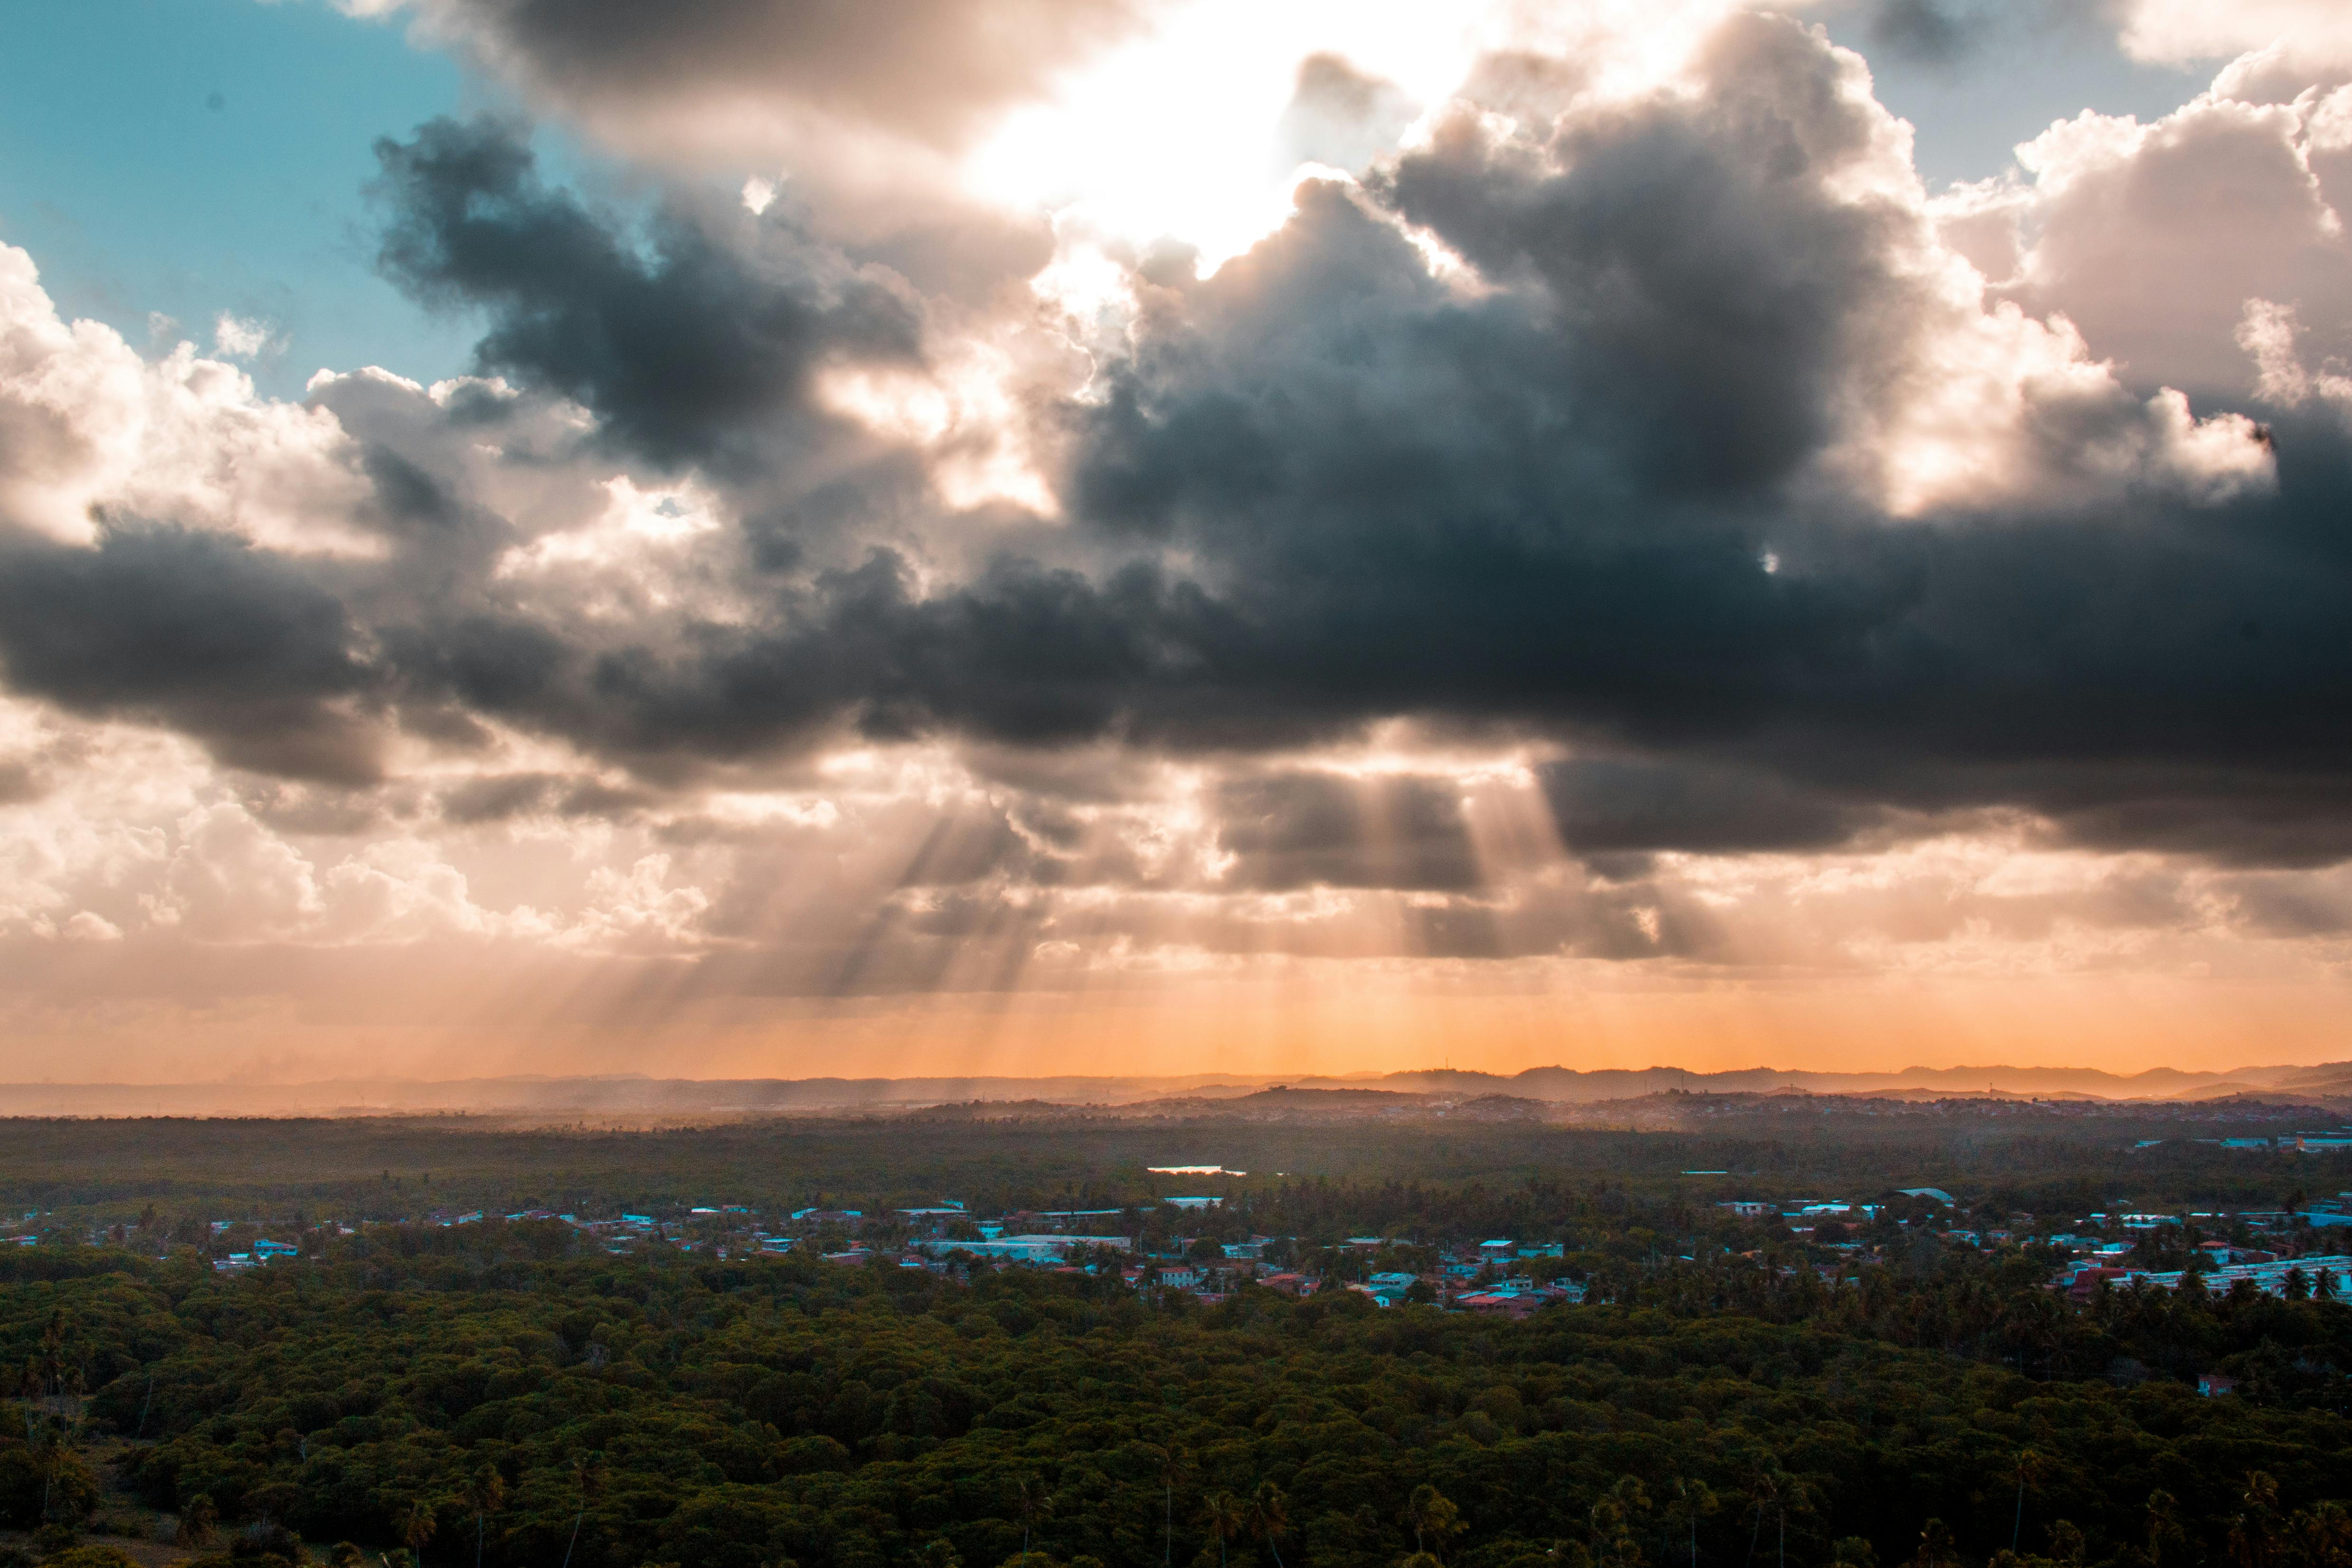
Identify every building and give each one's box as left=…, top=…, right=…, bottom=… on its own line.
left=912, top=1234, right=1133, bottom=1265
left=2091, top=1254, right=2352, bottom=1299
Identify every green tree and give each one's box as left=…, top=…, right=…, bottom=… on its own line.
left=1247, top=1482, right=1291, bottom=1568
left=463, top=1464, right=505, bottom=1568
left=1407, top=1486, right=1465, bottom=1564
left=175, top=1493, right=218, bottom=1549
left=1910, top=1520, right=1959, bottom=1568
left=1668, top=1481, right=1718, bottom=1568
left=2146, top=1492, right=2186, bottom=1568
left=397, top=1497, right=439, bottom=1562
left=1013, top=1477, right=1053, bottom=1568
left=2011, top=1451, right=2048, bottom=1555
left=1200, top=1492, right=1247, bottom=1568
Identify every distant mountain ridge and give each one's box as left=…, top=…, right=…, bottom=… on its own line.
left=0, top=1061, right=2345, bottom=1118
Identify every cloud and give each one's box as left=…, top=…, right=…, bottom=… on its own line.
left=370, top=117, right=926, bottom=471
left=1538, top=757, right=1882, bottom=857
left=0, top=523, right=384, bottom=783
left=1986, top=86, right=2352, bottom=399
left=211, top=314, right=284, bottom=361
left=6, top=0, right=2352, bottom=1071
left=5, top=16, right=2332, bottom=867
left=0, top=245, right=370, bottom=550
left=1276, top=53, right=1420, bottom=175
left=2115, top=0, right=2352, bottom=70
left=364, top=0, right=1153, bottom=168
left=1215, top=772, right=1480, bottom=891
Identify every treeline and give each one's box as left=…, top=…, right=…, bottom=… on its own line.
left=0, top=1112, right=2341, bottom=1231
left=0, top=1230, right=2346, bottom=1568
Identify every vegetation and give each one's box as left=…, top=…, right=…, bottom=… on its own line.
left=0, top=1108, right=2343, bottom=1568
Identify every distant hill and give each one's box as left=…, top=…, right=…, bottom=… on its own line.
left=0, top=1060, right=2343, bottom=1118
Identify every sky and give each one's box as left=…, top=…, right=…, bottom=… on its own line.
left=1, top=0, right=2350, bottom=1085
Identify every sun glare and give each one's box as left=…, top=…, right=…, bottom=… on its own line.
left=964, top=0, right=1489, bottom=271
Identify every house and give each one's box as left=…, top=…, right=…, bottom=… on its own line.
left=1455, top=1290, right=1539, bottom=1319
left=1720, top=1201, right=1774, bottom=1218
left=2198, top=1373, right=2238, bottom=1397
left=1477, top=1239, right=1516, bottom=1260
left=1896, top=1188, right=1955, bottom=1206
left=2065, top=1266, right=2132, bottom=1303
left=252, top=1239, right=299, bottom=1259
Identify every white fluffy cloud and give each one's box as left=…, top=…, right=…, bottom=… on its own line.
left=0, top=247, right=374, bottom=551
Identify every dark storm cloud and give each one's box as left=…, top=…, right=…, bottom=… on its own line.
left=1847, top=0, right=2123, bottom=69
left=1861, top=0, right=1980, bottom=64
left=413, top=0, right=1150, bottom=152
left=6, top=13, right=2352, bottom=877
left=372, top=117, right=922, bottom=470
left=1215, top=773, right=1480, bottom=891
left=1538, top=759, right=1881, bottom=855
left=0, top=524, right=383, bottom=784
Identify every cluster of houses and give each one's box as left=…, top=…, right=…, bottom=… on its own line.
left=153, top=1195, right=1589, bottom=1315
left=43, top=1169, right=2352, bottom=1320
left=1706, top=1186, right=2352, bottom=1306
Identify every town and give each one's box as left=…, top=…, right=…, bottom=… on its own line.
left=27, top=1156, right=2352, bottom=1326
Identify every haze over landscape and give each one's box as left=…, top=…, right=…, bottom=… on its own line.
left=4, top=0, right=2352, bottom=1085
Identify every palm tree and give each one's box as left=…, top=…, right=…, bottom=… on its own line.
left=1013, top=1476, right=1053, bottom=1567
left=2012, top=1451, right=2047, bottom=1554
left=396, top=1497, right=438, bottom=1564
left=1592, top=1477, right=1650, bottom=1568
left=2146, top=1490, right=2186, bottom=1568
left=464, top=1464, right=505, bottom=1568
left=1200, top=1492, right=1248, bottom=1568
left=1911, top=1520, right=1958, bottom=1568
left=1407, top=1484, right=1463, bottom=1563
left=1745, top=1472, right=1781, bottom=1568
left=1668, top=1479, right=1718, bottom=1568
left=1142, top=1443, right=1186, bottom=1568
left=2233, top=1472, right=2282, bottom=1568
left=1247, top=1482, right=1291, bottom=1568
left=561, top=1455, right=601, bottom=1568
